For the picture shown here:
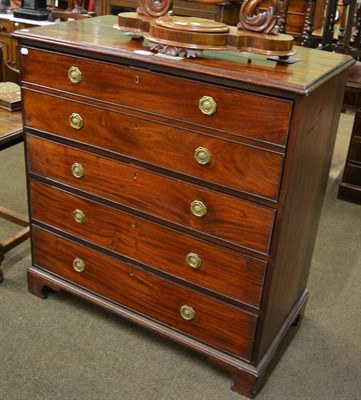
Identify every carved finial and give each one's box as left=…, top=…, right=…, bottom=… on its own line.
left=137, top=0, right=173, bottom=17
left=238, top=0, right=280, bottom=35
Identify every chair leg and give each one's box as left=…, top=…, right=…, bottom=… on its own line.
left=1, top=226, right=30, bottom=254
left=0, top=206, right=29, bottom=227
left=0, top=207, right=30, bottom=282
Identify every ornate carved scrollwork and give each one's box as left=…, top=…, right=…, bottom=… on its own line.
left=116, top=0, right=295, bottom=58
left=238, top=0, right=280, bottom=35
left=137, top=0, right=173, bottom=17
left=149, top=42, right=202, bottom=58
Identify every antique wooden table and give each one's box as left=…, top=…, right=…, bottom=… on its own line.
left=13, top=15, right=353, bottom=398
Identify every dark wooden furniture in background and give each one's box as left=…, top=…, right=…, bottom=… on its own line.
left=98, top=0, right=243, bottom=25
left=0, top=0, right=330, bottom=62
left=0, top=13, right=54, bottom=68
left=338, top=62, right=361, bottom=204
left=48, top=0, right=96, bottom=21
left=268, top=0, right=326, bottom=40
left=319, top=0, right=361, bottom=57
left=95, top=0, right=327, bottom=38
left=0, top=14, right=33, bottom=67
left=315, top=0, right=361, bottom=204
left=0, top=44, right=30, bottom=281
left=14, top=15, right=353, bottom=398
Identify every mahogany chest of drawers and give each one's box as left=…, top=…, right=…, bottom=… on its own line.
left=14, top=16, right=353, bottom=398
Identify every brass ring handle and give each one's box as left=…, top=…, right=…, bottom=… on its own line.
left=73, top=258, right=85, bottom=273
left=186, top=252, right=202, bottom=269
left=68, top=66, right=83, bottom=84
left=71, top=162, right=85, bottom=179
left=180, top=305, right=196, bottom=321
left=190, top=200, right=207, bottom=218
left=199, top=96, right=217, bottom=116
left=73, top=209, right=86, bottom=224
left=194, top=147, right=212, bottom=166
left=69, top=113, right=83, bottom=130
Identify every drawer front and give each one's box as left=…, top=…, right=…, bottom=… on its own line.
left=344, top=164, right=361, bottom=186
left=24, top=90, right=284, bottom=201
left=30, top=181, right=266, bottom=307
left=27, top=136, right=275, bottom=254
left=349, top=141, right=361, bottom=164
left=32, top=226, right=257, bottom=360
left=21, top=48, right=292, bottom=146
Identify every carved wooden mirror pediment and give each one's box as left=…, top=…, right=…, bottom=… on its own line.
left=115, top=0, right=296, bottom=58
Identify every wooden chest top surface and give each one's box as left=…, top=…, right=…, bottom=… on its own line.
left=13, top=15, right=353, bottom=95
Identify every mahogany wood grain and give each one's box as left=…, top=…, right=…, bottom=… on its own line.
left=103, top=0, right=326, bottom=39
left=23, top=89, right=284, bottom=201
left=26, top=262, right=266, bottom=399
left=15, top=15, right=354, bottom=398
left=32, top=226, right=257, bottom=360
left=21, top=48, right=292, bottom=146
left=29, top=180, right=266, bottom=308
left=100, top=0, right=259, bottom=29
left=27, top=136, right=276, bottom=254
left=173, top=0, right=242, bottom=26
left=260, top=0, right=326, bottom=37
left=14, top=16, right=353, bottom=95
left=254, top=71, right=349, bottom=362
left=148, top=16, right=230, bottom=48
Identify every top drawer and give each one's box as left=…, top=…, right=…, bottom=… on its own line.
left=20, top=48, right=293, bottom=146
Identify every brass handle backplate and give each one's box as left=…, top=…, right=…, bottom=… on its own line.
left=199, top=96, right=217, bottom=116
left=68, top=66, right=82, bottom=84
left=190, top=200, right=207, bottom=218
left=194, top=147, right=212, bottom=166
left=73, top=209, right=86, bottom=224
left=186, top=252, right=202, bottom=269
left=72, top=162, right=85, bottom=179
left=180, top=305, right=196, bottom=321
left=73, top=258, right=85, bottom=273
left=69, top=113, right=83, bottom=130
